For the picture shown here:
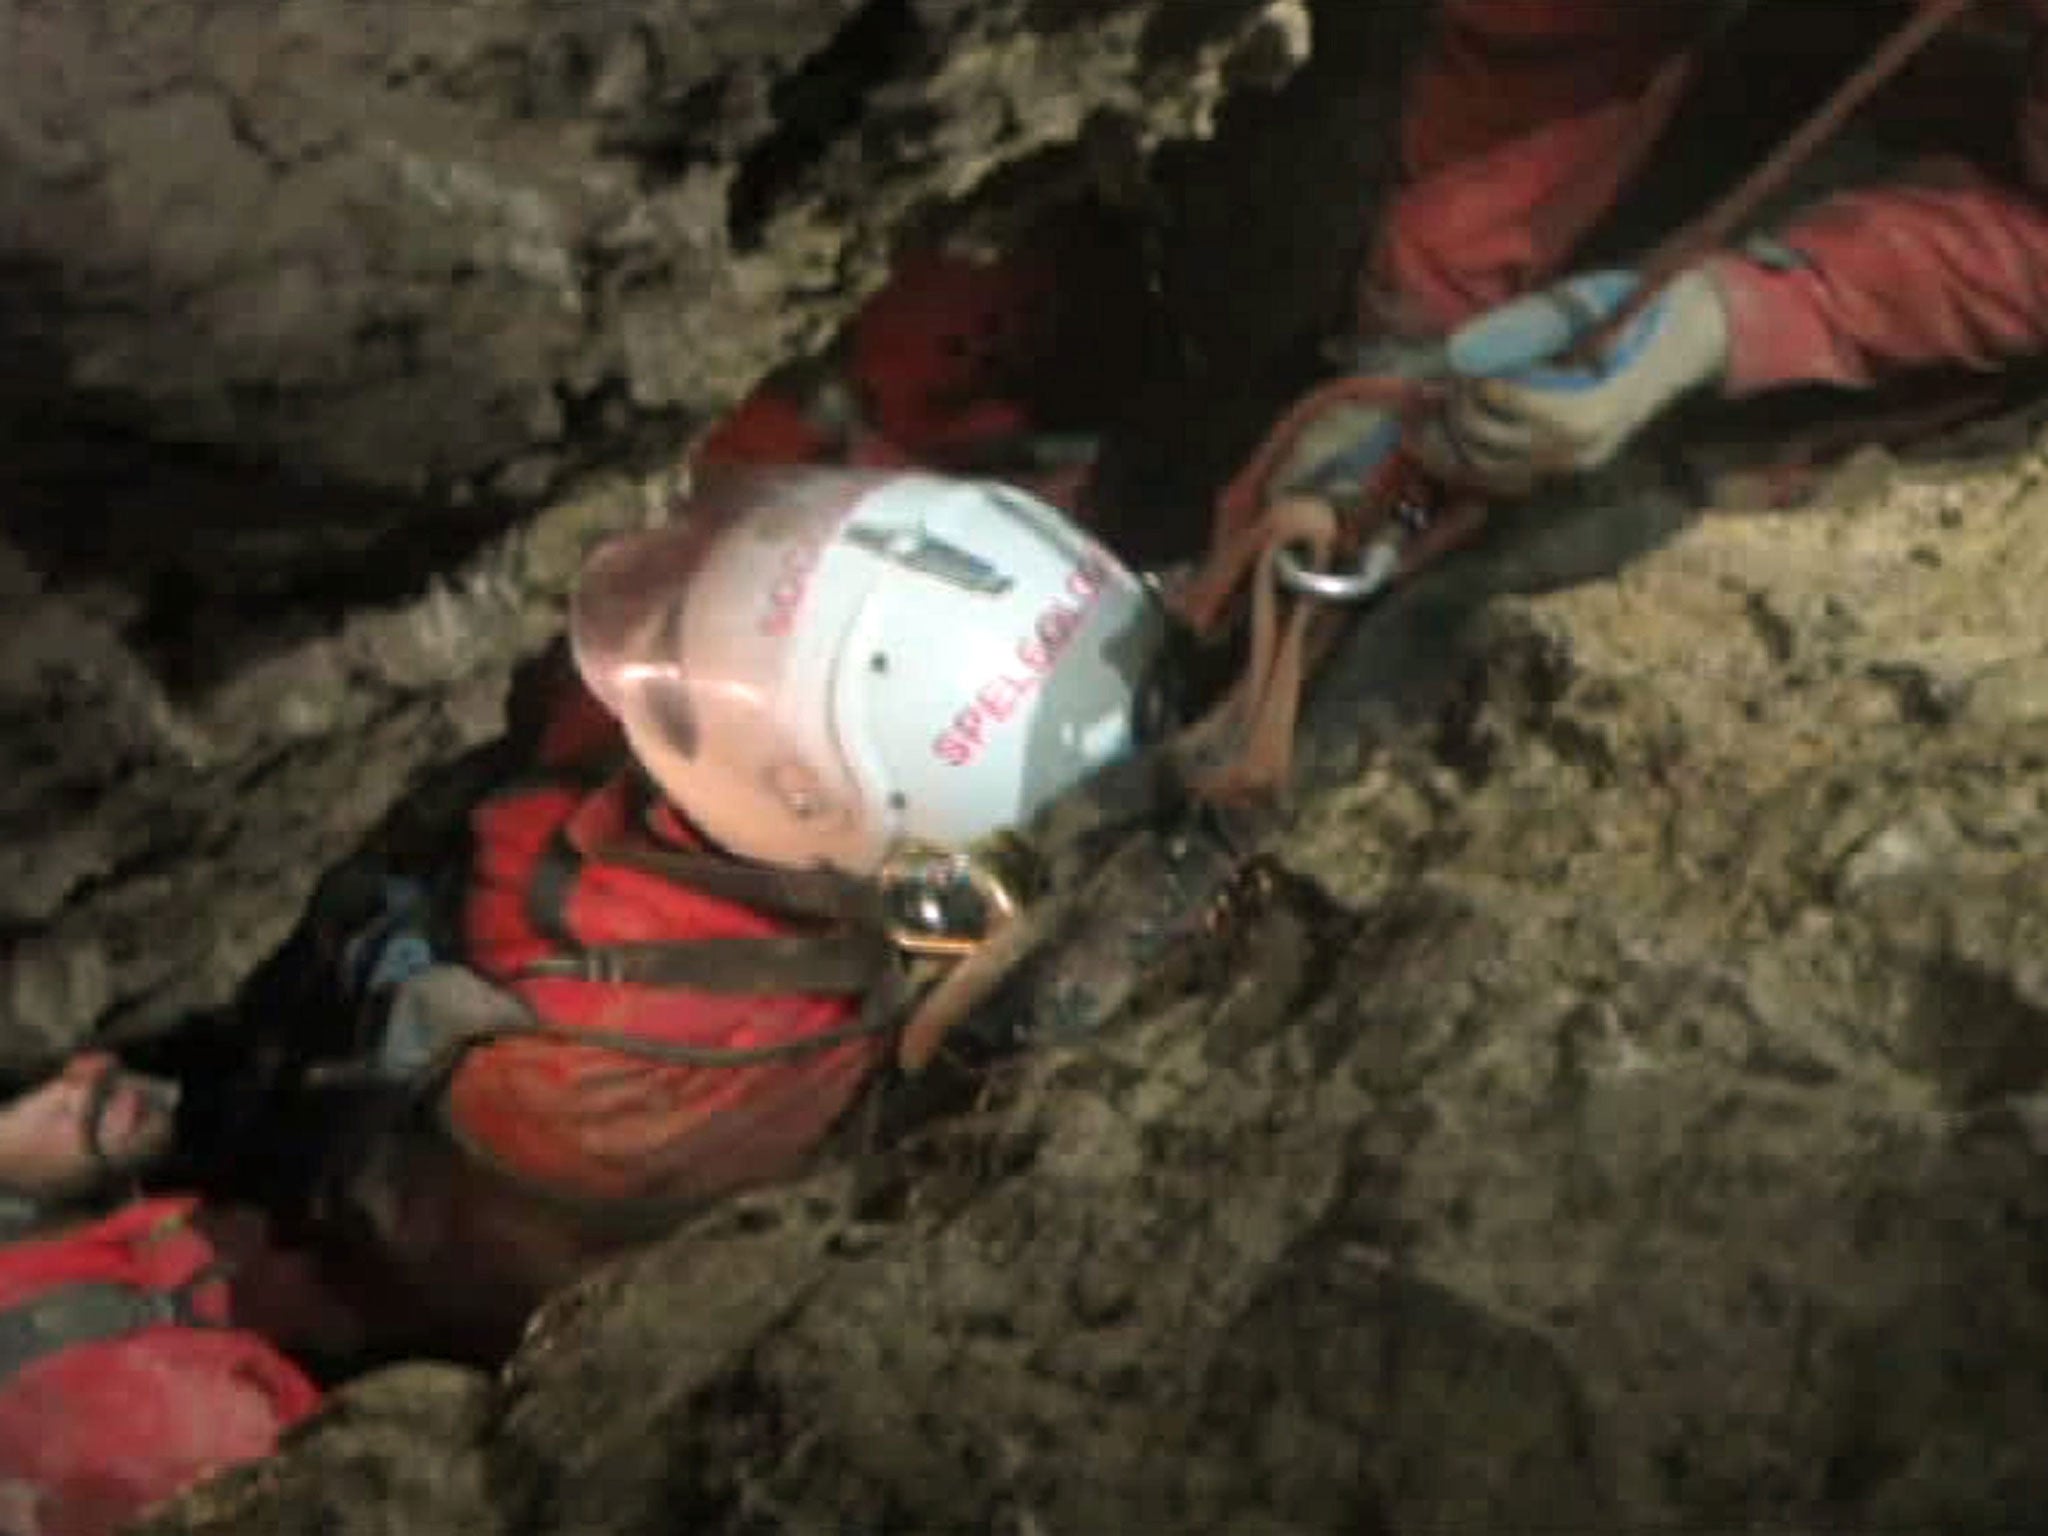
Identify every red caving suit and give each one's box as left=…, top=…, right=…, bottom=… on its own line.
left=1364, top=0, right=2048, bottom=395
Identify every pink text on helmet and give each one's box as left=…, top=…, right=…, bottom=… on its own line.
left=932, top=555, right=1113, bottom=768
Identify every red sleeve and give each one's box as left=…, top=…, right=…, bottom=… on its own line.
left=1714, top=28, right=2048, bottom=395
left=1364, top=0, right=1708, bottom=337
left=1713, top=159, right=2048, bottom=395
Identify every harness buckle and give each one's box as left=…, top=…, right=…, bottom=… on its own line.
left=877, top=838, right=1039, bottom=958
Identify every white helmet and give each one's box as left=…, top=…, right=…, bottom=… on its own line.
left=570, top=465, right=1168, bottom=876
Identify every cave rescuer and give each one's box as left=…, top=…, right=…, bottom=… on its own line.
left=244, top=461, right=1178, bottom=1360
left=1153, top=0, right=2048, bottom=800
left=1271, top=0, right=2048, bottom=510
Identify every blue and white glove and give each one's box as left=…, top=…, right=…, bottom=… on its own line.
left=1415, top=268, right=1732, bottom=494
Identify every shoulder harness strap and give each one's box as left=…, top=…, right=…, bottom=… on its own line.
left=517, top=766, right=897, bottom=998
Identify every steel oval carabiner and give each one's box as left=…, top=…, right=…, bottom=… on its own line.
left=1272, top=534, right=1403, bottom=604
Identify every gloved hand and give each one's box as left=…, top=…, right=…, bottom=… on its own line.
left=1413, top=268, right=1732, bottom=494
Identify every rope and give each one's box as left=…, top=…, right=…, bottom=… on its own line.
left=1568, top=0, right=1982, bottom=366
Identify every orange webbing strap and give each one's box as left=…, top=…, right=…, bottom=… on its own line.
left=1209, top=375, right=1435, bottom=594
left=1164, top=374, right=1439, bottom=801
left=1172, top=495, right=1345, bottom=801
left=895, top=898, right=1058, bottom=1072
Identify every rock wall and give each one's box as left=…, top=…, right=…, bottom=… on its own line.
left=2, top=0, right=1312, bottom=497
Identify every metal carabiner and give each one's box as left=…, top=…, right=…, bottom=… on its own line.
left=876, top=841, right=1033, bottom=959
left=1273, top=495, right=1443, bottom=604
left=1273, top=531, right=1402, bottom=604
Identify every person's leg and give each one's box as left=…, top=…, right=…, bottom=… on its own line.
left=1362, top=0, right=1719, bottom=339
